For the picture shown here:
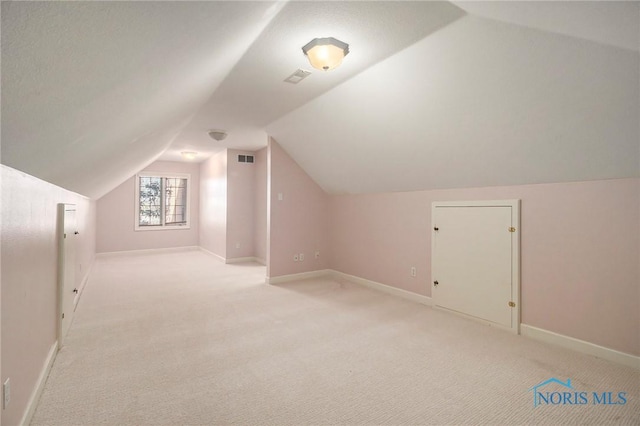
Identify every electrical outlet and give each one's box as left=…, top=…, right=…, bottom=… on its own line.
left=410, top=267, right=417, bottom=277
left=315, top=251, right=320, bottom=259
left=299, top=253, right=305, bottom=261
left=3, top=378, right=10, bottom=409
left=293, top=254, right=299, bottom=262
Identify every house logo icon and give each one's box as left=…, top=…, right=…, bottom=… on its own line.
left=529, top=378, right=573, bottom=407
left=528, top=377, right=627, bottom=407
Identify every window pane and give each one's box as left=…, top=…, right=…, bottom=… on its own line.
left=165, top=178, right=187, bottom=225
left=139, top=177, right=161, bottom=226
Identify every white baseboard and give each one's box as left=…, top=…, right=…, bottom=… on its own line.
left=267, top=269, right=332, bottom=285
left=267, top=269, right=432, bottom=306
left=198, top=247, right=226, bottom=263
left=331, top=270, right=432, bottom=306
left=521, top=324, right=640, bottom=371
left=226, top=256, right=262, bottom=264
left=97, top=246, right=199, bottom=257
left=20, top=341, right=58, bottom=426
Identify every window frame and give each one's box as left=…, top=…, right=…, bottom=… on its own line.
left=134, top=172, right=191, bottom=231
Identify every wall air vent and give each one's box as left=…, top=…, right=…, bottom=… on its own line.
left=238, top=155, right=254, bottom=163
left=284, top=69, right=311, bottom=84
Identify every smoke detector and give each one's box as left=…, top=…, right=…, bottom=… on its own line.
left=208, top=130, right=228, bottom=141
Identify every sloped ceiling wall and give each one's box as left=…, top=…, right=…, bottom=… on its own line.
left=2, top=1, right=638, bottom=199
left=267, top=12, right=639, bottom=194
left=1, top=1, right=283, bottom=199
left=163, top=1, right=466, bottom=162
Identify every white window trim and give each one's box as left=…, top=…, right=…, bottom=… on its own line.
left=135, top=172, right=191, bottom=231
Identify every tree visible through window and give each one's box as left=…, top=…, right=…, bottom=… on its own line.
left=136, top=173, right=189, bottom=229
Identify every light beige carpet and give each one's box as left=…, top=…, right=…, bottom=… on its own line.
left=31, top=250, right=639, bottom=425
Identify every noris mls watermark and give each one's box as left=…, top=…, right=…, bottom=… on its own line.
left=529, top=378, right=628, bottom=407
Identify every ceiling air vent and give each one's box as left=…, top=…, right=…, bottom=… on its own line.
left=284, top=69, right=311, bottom=84
left=238, top=155, right=254, bottom=163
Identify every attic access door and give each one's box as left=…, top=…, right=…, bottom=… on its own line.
left=58, top=203, right=77, bottom=345
left=432, top=200, right=520, bottom=333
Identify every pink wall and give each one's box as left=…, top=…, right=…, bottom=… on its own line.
left=200, top=149, right=266, bottom=262
left=253, top=147, right=268, bottom=263
left=330, top=191, right=430, bottom=295
left=1, top=165, right=96, bottom=426
left=96, top=161, right=199, bottom=253
left=329, top=178, right=640, bottom=356
left=199, top=151, right=227, bottom=259
left=268, top=139, right=329, bottom=278
left=226, top=150, right=256, bottom=260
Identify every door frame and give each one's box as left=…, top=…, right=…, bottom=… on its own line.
left=431, top=199, right=521, bottom=333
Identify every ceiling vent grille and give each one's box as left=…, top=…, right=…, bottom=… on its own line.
left=284, top=69, right=311, bottom=84
left=238, top=155, right=254, bottom=163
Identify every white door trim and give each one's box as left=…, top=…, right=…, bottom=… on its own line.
left=431, top=199, right=521, bottom=333
left=57, top=203, right=77, bottom=347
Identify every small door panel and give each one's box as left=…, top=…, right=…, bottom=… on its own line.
left=58, top=204, right=77, bottom=344
left=433, top=204, right=515, bottom=328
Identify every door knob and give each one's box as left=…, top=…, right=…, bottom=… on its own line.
left=73, top=288, right=78, bottom=293
left=433, top=280, right=439, bottom=286
left=74, top=231, right=80, bottom=235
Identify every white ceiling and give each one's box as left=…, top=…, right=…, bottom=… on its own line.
left=160, top=0, right=465, bottom=161
left=1, top=1, right=283, bottom=198
left=268, top=12, right=639, bottom=193
left=2, top=1, right=639, bottom=198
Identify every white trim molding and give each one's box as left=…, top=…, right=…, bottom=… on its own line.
left=199, top=247, right=226, bottom=263
left=20, top=341, right=58, bottom=426
left=97, top=246, right=199, bottom=258
left=199, top=249, right=265, bottom=265
left=267, top=269, right=432, bottom=306
left=521, top=324, right=640, bottom=371
left=266, top=270, right=331, bottom=285
left=226, top=256, right=263, bottom=265
left=331, top=270, right=432, bottom=306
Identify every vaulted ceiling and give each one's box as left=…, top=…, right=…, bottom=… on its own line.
left=2, top=1, right=638, bottom=199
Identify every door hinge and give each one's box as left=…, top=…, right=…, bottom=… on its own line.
left=508, top=301, right=516, bottom=307
left=62, top=313, right=65, bottom=319
left=64, top=233, right=67, bottom=239
left=508, top=227, right=516, bottom=233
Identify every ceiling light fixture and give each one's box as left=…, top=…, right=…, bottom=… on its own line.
left=208, top=130, right=228, bottom=141
left=181, top=151, right=197, bottom=160
left=302, top=37, right=349, bottom=71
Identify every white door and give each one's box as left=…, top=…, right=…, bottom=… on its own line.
left=58, top=204, right=77, bottom=344
left=432, top=201, right=520, bottom=331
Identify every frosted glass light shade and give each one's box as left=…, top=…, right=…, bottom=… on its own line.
left=302, top=37, right=349, bottom=71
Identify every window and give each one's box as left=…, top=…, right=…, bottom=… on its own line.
left=135, top=173, right=190, bottom=230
